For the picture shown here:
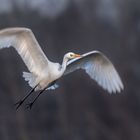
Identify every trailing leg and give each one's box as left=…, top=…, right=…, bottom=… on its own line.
left=26, top=80, right=58, bottom=109
left=26, top=88, right=46, bottom=109
left=14, top=84, right=38, bottom=110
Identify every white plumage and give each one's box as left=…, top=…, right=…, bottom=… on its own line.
left=0, top=27, right=124, bottom=109
left=65, top=51, right=123, bottom=93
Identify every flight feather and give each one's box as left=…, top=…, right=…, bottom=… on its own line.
left=64, top=51, right=124, bottom=93
left=0, top=27, right=49, bottom=76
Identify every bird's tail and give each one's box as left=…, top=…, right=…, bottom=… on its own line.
left=47, top=84, right=59, bottom=90
left=22, top=72, right=37, bottom=88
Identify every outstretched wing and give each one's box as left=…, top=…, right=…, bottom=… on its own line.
left=64, top=51, right=124, bottom=93
left=0, top=27, right=49, bottom=75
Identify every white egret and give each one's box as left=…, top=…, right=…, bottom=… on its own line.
left=0, top=27, right=124, bottom=109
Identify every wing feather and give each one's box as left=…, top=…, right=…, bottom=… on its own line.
left=64, top=51, right=124, bottom=93
left=0, top=27, right=49, bottom=75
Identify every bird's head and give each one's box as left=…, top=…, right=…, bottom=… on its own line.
left=65, top=52, right=81, bottom=60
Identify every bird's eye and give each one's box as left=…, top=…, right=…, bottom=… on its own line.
left=70, top=54, right=73, bottom=57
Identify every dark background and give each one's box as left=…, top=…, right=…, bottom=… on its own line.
left=0, top=0, right=140, bottom=140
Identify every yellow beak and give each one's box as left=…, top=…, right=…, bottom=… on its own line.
left=74, top=54, right=81, bottom=58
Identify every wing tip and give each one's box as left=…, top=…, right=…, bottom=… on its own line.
left=107, top=81, right=124, bottom=94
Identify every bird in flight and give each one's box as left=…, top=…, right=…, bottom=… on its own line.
left=0, top=27, right=124, bottom=109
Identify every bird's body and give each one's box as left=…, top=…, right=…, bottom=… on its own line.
left=0, top=27, right=124, bottom=109
left=37, top=61, right=63, bottom=90
left=0, top=27, right=64, bottom=91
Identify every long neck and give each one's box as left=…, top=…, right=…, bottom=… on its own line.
left=60, top=56, right=68, bottom=73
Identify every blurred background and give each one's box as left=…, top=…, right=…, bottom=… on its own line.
left=0, top=0, right=139, bottom=140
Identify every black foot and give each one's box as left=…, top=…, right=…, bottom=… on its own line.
left=26, top=102, right=34, bottom=110
left=14, top=100, right=24, bottom=110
